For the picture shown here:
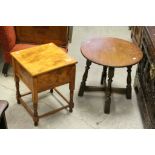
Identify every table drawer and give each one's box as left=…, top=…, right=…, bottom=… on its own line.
left=37, top=65, right=75, bottom=92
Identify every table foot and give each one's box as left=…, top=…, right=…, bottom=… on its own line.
left=2, top=63, right=9, bottom=77
left=17, top=99, right=21, bottom=104
left=69, top=108, right=73, bottom=113
left=50, top=89, right=53, bottom=93
left=0, top=113, right=8, bottom=129
left=34, top=121, right=38, bottom=126
left=104, top=98, right=111, bottom=114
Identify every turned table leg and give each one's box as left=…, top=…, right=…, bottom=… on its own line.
left=69, top=66, right=75, bottom=112
left=69, top=85, right=74, bottom=113
left=0, top=113, right=8, bottom=129
left=32, top=91, right=39, bottom=126
left=126, top=66, right=132, bottom=99
left=14, top=75, right=21, bottom=104
left=101, top=66, right=107, bottom=86
left=32, top=79, right=39, bottom=126
left=104, top=67, right=114, bottom=114
left=78, top=60, right=92, bottom=96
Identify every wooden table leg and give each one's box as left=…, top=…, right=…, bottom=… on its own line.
left=32, top=79, right=39, bottom=126
left=14, top=75, right=21, bottom=104
left=104, top=67, right=114, bottom=114
left=101, top=66, right=107, bottom=86
left=69, top=87, right=74, bottom=113
left=126, top=66, right=132, bottom=99
left=69, top=66, right=76, bottom=112
left=78, top=60, right=92, bottom=96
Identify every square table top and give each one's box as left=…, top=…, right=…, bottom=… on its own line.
left=11, top=43, right=77, bottom=76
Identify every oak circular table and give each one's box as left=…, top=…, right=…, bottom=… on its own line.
left=78, top=37, right=143, bottom=114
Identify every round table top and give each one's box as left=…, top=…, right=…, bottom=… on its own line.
left=80, top=37, right=143, bottom=67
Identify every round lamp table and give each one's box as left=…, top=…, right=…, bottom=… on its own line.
left=78, top=37, right=143, bottom=114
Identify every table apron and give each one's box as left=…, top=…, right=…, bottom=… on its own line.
left=15, top=62, right=33, bottom=90
left=36, top=65, right=75, bottom=92
left=15, top=61, right=75, bottom=92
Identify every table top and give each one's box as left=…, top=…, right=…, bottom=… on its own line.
left=80, top=37, right=143, bottom=67
left=11, top=43, right=77, bottom=76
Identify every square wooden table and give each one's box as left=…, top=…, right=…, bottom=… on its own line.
left=11, top=43, right=77, bottom=126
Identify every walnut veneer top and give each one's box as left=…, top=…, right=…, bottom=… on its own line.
left=11, top=43, right=77, bottom=76
left=81, top=37, right=143, bottom=67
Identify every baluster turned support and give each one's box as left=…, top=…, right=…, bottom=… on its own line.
left=32, top=78, right=39, bottom=126
left=78, top=60, right=92, bottom=96
left=104, top=67, right=114, bottom=114
left=15, top=75, right=21, bottom=104
left=101, top=66, right=107, bottom=86
left=126, top=66, right=132, bottom=99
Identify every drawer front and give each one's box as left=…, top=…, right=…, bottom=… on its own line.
left=37, top=65, right=75, bottom=92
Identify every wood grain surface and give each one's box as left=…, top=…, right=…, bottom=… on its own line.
left=81, top=37, right=143, bottom=67
left=11, top=43, right=77, bottom=76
